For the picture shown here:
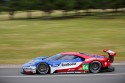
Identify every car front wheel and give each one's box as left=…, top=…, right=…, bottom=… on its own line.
left=36, top=63, right=50, bottom=74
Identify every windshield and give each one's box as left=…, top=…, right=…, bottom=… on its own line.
left=45, top=54, right=81, bottom=60
left=45, top=54, right=63, bottom=60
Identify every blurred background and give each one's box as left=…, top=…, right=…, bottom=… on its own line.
left=0, top=0, right=125, bottom=64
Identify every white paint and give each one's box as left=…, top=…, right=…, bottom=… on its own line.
left=107, top=50, right=115, bottom=54
left=0, top=73, right=125, bottom=78
left=50, top=62, right=82, bottom=73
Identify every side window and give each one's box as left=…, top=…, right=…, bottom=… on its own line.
left=59, top=55, right=76, bottom=60
left=74, top=56, right=85, bottom=61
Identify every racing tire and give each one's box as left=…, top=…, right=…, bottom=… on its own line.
left=89, top=61, right=102, bottom=73
left=36, top=63, right=50, bottom=74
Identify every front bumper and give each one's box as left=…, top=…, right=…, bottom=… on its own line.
left=22, top=66, right=36, bottom=74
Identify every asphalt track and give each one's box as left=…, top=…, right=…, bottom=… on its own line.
left=0, top=65, right=125, bottom=83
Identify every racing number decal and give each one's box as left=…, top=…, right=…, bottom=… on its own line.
left=82, top=64, right=89, bottom=70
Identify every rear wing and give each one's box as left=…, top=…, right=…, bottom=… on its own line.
left=103, top=49, right=116, bottom=63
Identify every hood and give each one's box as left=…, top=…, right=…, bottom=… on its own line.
left=33, top=56, right=48, bottom=60
left=23, top=56, right=48, bottom=67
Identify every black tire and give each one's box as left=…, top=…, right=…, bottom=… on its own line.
left=36, top=63, right=50, bottom=74
left=89, top=61, right=102, bottom=73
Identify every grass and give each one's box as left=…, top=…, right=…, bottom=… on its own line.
left=0, top=12, right=125, bottom=64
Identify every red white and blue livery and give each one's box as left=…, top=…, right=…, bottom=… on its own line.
left=21, top=49, right=116, bottom=74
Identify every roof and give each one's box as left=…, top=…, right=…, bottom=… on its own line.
left=60, top=52, right=92, bottom=58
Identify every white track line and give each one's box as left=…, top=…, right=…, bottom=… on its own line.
left=112, top=63, right=125, bottom=65
left=0, top=73, right=125, bottom=78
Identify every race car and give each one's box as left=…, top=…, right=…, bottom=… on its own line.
left=21, top=49, right=116, bottom=74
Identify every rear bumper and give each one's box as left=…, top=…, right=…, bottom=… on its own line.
left=102, top=66, right=115, bottom=72
left=21, top=66, right=36, bottom=74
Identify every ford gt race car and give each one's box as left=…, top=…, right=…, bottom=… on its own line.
left=21, top=49, right=116, bottom=74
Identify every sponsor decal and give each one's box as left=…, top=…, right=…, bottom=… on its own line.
left=62, top=62, right=76, bottom=66
left=59, top=72, right=82, bottom=74
left=82, top=64, right=89, bottom=70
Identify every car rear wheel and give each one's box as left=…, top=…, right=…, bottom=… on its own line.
left=89, top=61, right=102, bottom=73
left=36, top=63, right=50, bottom=74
